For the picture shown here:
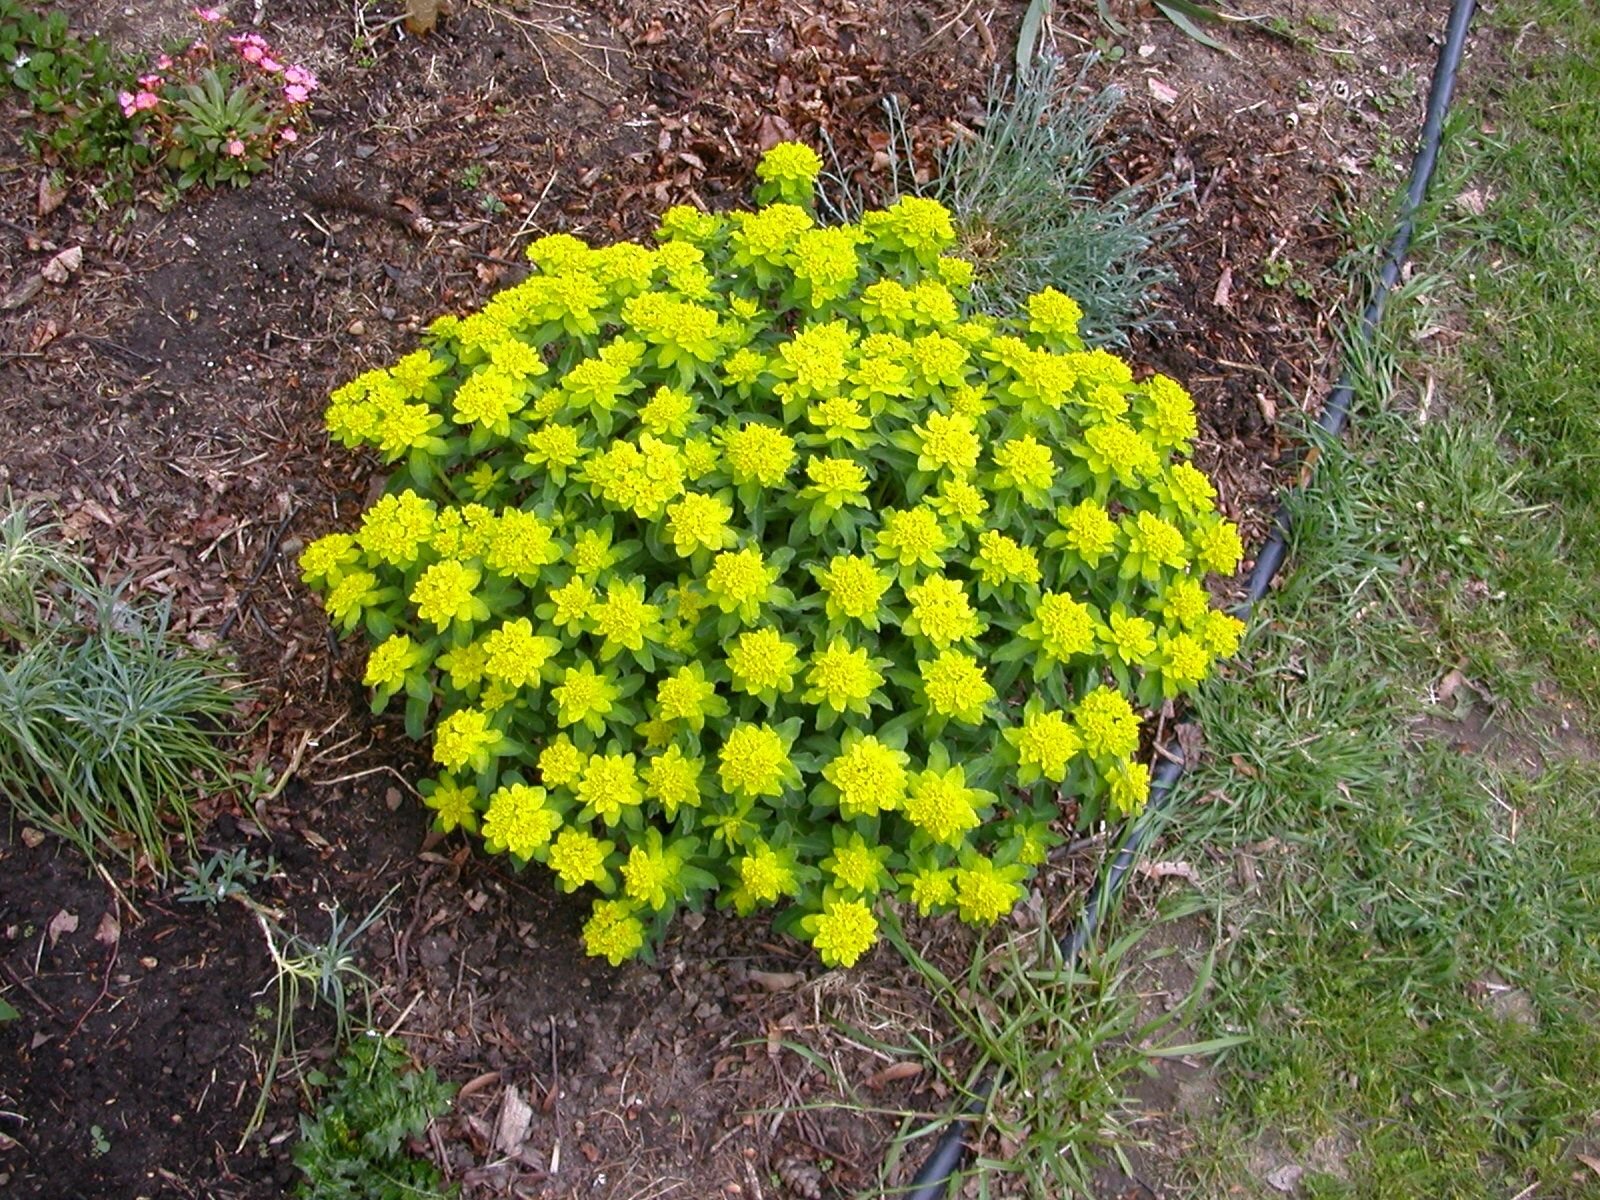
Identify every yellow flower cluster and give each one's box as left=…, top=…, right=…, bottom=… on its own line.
left=305, top=142, right=1248, bottom=971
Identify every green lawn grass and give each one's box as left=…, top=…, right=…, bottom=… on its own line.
left=1161, top=2, right=1600, bottom=1194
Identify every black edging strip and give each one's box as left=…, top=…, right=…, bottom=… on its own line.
left=896, top=2, right=1477, bottom=1194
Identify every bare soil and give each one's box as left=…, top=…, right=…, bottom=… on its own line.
left=0, top=0, right=1451, bottom=1195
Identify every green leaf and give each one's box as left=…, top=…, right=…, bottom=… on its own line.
left=1153, top=0, right=1236, bottom=55
left=1015, top=0, right=1054, bottom=73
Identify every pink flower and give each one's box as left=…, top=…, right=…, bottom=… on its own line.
left=157, top=54, right=174, bottom=69
left=226, top=138, right=247, bottom=157
left=283, top=65, right=313, bottom=87
left=239, top=42, right=263, bottom=63
left=279, top=128, right=298, bottom=144
left=194, top=6, right=223, bottom=21
left=138, top=73, right=162, bottom=87
left=259, top=56, right=283, bottom=72
left=284, top=83, right=309, bottom=103
left=134, top=90, right=160, bottom=111
left=118, top=90, right=137, bottom=117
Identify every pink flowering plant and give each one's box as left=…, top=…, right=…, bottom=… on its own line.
left=302, top=143, right=1247, bottom=970
left=115, top=8, right=315, bottom=189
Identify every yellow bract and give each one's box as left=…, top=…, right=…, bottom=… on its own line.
left=307, top=140, right=1247, bottom=971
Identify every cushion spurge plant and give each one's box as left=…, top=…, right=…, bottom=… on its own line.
left=304, top=142, right=1245, bottom=968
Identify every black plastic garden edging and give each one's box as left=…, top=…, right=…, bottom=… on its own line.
left=895, top=1, right=1478, bottom=1194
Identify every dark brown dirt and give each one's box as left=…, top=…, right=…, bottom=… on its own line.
left=0, top=0, right=1452, bottom=1195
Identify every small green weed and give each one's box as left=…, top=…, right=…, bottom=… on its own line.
left=0, top=0, right=150, bottom=200
left=176, top=846, right=278, bottom=910
left=242, top=890, right=395, bottom=1146
left=0, top=995, right=19, bottom=1023
left=1259, top=255, right=1315, bottom=299
left=293, top=1034, right=456, bottom=1200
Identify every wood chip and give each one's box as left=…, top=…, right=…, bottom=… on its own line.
left=1212, top=264, right=1234, bottom=308
left=404, top=0, right=440, bottom=34
left=1148, top=77, right=1180, bottom=106
left=494, top=1084, right=533, bottom=1155
left=1, top=274, right=43, bottom=311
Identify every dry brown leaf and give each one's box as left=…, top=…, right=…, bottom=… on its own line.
left=1577, top=1153, right=1600, bottom=1178
left=456, top=1071, right=502, bottom=1101
left=864, top=1061, right=922, bottom=1089
left=38, top=175, right=69, bottom=217
left=1265, top=1163, right=1304, bottom=1193
left=747, top=969, right=804, bottom=992
left=1454, top=187, right=1490, bottom=217
left=95, top=912, right=121, bottom=948
left=41, top=245, right=83, bottom=284
left=47, top=909, right=79, bottom=946
left=20, top=827, right=45, bottom=848
left=756, top=114, right=796, bottom=149
left=1137, top=860, right=1202, bottom=886
left=1437, top=667, right=1468, bottom=704
left=29, top=320, right=61, bottom=351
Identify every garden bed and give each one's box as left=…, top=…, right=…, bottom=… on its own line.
left=0, top=0, right=1447, bottom=1195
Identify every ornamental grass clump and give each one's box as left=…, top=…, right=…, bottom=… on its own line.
left=303, top=142, right=1246, bottom=968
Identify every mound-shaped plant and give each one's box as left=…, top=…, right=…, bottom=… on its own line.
left=301, top=143, right=1245, bottom=967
